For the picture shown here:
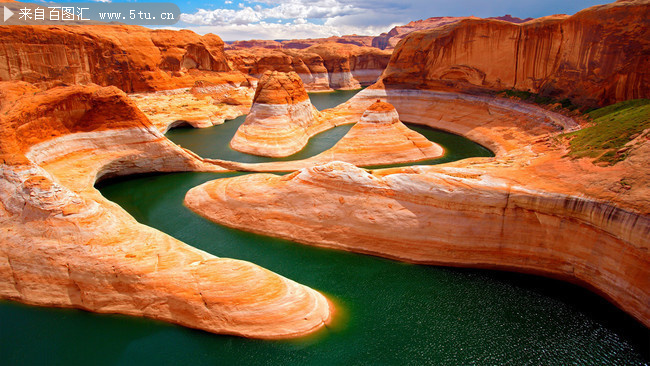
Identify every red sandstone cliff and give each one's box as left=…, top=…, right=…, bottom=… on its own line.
left=0, top=81, right=331, bottom=338
left=371, top=15, right=532, bottom=50
left=228, top=35, right=374, bottom=50
left=380, top=0, right=649, bottom=106
left=227, top=43, right=391, bottom=90
left=0, top=25, right=233, bottom=92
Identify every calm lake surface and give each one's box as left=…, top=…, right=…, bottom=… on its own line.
left=1, top=90, right=647, bottom=365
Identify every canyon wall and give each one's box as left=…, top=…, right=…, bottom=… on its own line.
left=0, top=25, right=234, bottom=92
left=186, top=161, right=650, bottom=327
left=185, top=85, right=649, bottom=327
left=227, top=43, right=391, bottom=91
left=381, top=0, right=650, bottom=106
left=0, top=81, right=332, bottom=338
left=228, top=35, right=374, bottom=50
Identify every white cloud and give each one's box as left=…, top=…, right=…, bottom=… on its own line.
left=181, top=0, right=361, bottom=27
left=177, top=0, right=606, bottom=41
left=172, top=21, right=392, bottom=41
left=224, top=0, right=232, bottom=3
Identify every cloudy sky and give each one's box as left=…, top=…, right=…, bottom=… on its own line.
left=121, top=0, right=604, bottom=41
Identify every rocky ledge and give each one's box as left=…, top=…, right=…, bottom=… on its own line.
left=0, top=81, right=331, bottom=339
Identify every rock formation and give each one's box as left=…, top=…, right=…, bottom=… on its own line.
left=0, top=81, right=332, bottom=338
left=371, top=15, right=532, bottom=50
left=230, top=71, right=319, bottom=157
left=0, top=25, right=233, bottom=92
left=226, top=43, right=391, bottom=91
left=185, top=82, right=649, bottom=327
left=313, top=101, right=443, bottom=165
left=381, top=0, right=650, bottom=106
left=228, top=35, right=374, bottom=50
left=226, top=48, right=331, bottom=91
left=131, top=77, right=256, bottom=132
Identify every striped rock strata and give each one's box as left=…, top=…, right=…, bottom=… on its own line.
left=305, top=101, right=442, bottom=166
left=0, top=25, right=234, bottom=92
left=131, top=77, right=256, bottom=133
left=381, top=0, right=650, bottom=107
left=0, top=81, right=331, bottom=339
left=226, top=43, right=391, bottom=91
left=230, top=71, right=320, bottom=157
left=185, top=85, right=649, bottom=327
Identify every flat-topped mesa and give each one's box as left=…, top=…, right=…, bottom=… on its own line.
left=230, top=71, right=319, bottom=157
left=226, top=43, right=391, bottom=91
left=316, top=100, right=443, bottom=165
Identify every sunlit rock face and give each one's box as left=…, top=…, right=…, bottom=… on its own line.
left=313, top=101, right=443, bottom=165
left=226, top=43, right=391, bottom=91
left=381, top=0, right=649, bottom=107
left=0, top=25, right=237, bottom=92
left=0, top=81, right=332, bottom=339
left=230, top=71, right=320, bottom=157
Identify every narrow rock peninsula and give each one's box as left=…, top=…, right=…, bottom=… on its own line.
left=0, top=82, right=332, bottom=339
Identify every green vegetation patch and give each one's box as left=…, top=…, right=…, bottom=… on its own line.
left=561, top=99, right=650, bottom=165
left=500, top=89, right=578, bottom=110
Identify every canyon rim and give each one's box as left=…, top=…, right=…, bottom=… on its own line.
left=0, top=0, right=648, bottom=364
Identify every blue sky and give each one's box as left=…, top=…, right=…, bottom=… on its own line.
left=106, top=0, right=610, bottom=41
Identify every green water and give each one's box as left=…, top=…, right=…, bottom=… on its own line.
left=166, top=89, right=367, bottom=164
left=1, top=90, right=647, bottom=365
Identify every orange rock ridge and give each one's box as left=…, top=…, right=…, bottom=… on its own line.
left=0, top=81, right=332, bottom=338
left=0, top=25, right=234, bottom=92
left=185, top=83, right=649, bottom=327
left=381, top=0, right=650, bottom=106
left=226, top=43, right=391, bottom=91
left=131, top=77, right=256, bottom=132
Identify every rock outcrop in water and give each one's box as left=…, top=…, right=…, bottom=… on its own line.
left=186, top=83, right=650, bottom=327
left=0, top=81, right=332, bottom=338
left=226, top=43, right=391, bottom=91
left=381, top=0, right=650, bottom=106
left=315, top=101, right=443, bottom=165
left=230, top=71, right=319, bottom=157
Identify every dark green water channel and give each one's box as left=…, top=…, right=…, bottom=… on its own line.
left=1, top=91, right=647, bottom=365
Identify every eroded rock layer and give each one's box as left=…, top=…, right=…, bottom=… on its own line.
left=382, top=0, right=650, bottom=106
left=0, top=25, right=233, bottom=92
left=226, top=43, right=391, bottom=91
left=131, top=77, right=256, bottom=132
left=0, top=81, right=331, bottom=339
left=186, top=85, right=649, bottom=327
left=230, top=71, right=319, bottom=157
left=313, top=101, right=443, bottom=165
left=185, top=161, right=649, bottom=327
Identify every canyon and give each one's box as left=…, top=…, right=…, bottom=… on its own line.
left=226, top=43, right=391, bottom=91
left=186, top=0, right=650, bottom=328
left=0, top=81, right=331, bottom=339
left=382, top=0, right=649, bottom=106
left=0, top=0, right=647, bottom=349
